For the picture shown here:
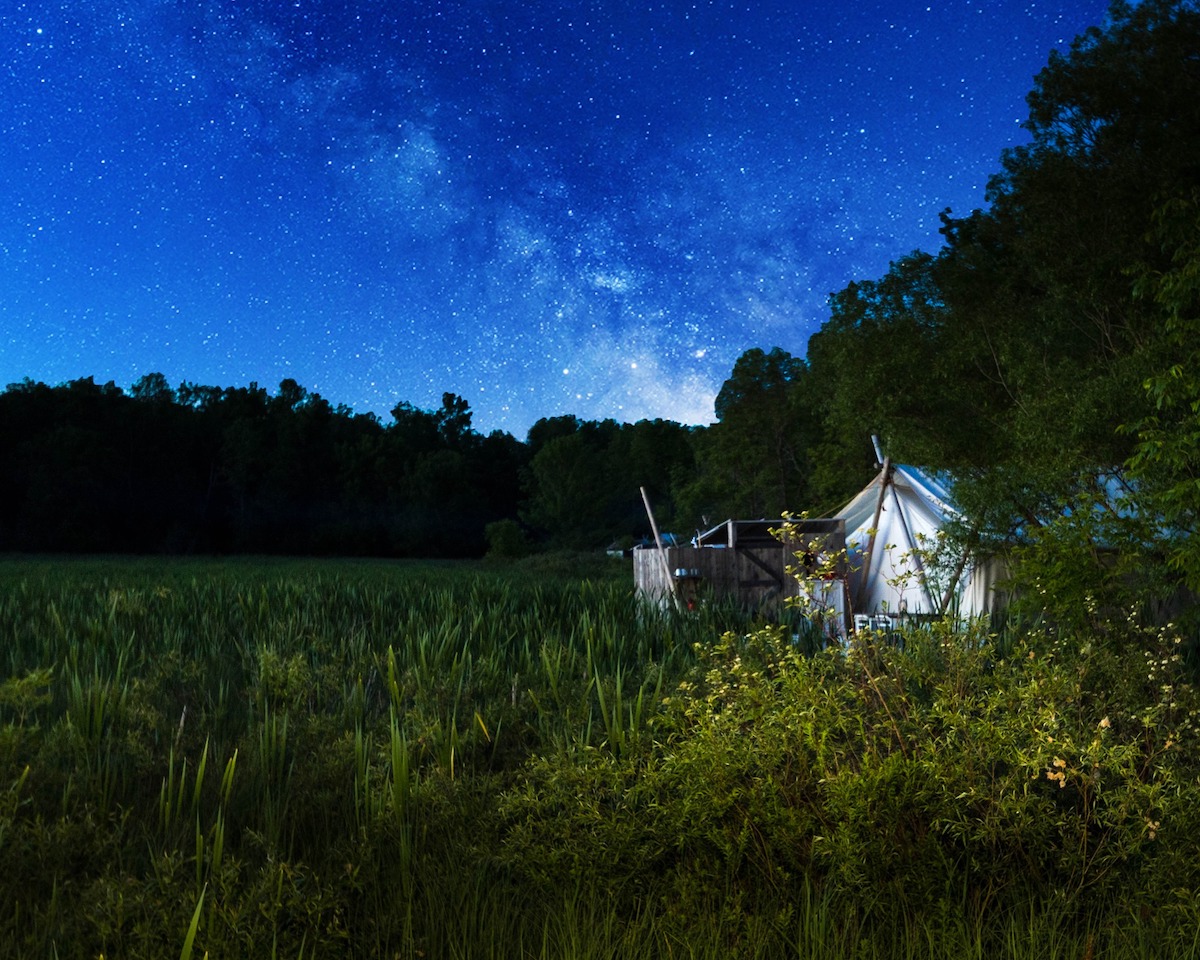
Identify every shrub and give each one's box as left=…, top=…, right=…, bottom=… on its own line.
left=497, top=615, right=1200, bottom=933
left=484, top=518, right=531, bottom=559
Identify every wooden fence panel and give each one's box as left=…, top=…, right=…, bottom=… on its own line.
left=635, top=519, right=849, bottom=631
left=634, top=545, right=801, bottom=612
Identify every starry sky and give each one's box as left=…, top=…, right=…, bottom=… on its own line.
left=2, top=0, right=1110, bottom=436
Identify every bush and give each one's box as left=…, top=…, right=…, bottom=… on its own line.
left=497, top=615, right=1200, bottom=933
left=484, top=518, right=531, bottom=559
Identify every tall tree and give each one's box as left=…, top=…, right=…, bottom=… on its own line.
left=682, top=347, right=816, bottom=522
left=805, top=253, right=959, bottom=502
left=520, top=429, right=616, bottom=549
left=435, top=393, right=474, bottom=448
left=1126, top=189, right=1200, bottom=595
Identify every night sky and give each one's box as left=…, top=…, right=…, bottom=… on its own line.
left=2, top=1, right=1110, bottom=436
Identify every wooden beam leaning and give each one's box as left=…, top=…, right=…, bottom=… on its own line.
left=640, top=486, right=679, bottom=608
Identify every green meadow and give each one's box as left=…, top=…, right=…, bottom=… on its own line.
left=1, top=555, right=1198, bottom=958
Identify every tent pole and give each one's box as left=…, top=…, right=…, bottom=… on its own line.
left=854, top=457, right=891, bottom=614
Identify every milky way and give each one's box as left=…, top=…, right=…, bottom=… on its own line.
left=0, top=1, right=1110, bottom=435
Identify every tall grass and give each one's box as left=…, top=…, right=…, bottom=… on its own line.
left=0, top=555, right=1194, bottom=958
left=0, top=555, right=752, bottom=957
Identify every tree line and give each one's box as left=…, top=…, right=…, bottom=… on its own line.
left=3, top=0, right=1197, bottom=607
left=0, top=353, right=861, bottom=559
left=0, top=374, right=707, bottom=557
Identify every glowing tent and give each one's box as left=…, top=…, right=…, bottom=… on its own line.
left=834, top=458, right=1005, bottom=621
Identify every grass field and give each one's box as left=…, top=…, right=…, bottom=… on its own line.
left=1, top=555, right=1198, bottom=958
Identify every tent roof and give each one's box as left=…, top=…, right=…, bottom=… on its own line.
left=834, top=463, right=959, bottom=541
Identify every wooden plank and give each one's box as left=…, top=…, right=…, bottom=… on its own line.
left=736, top=547, right=784, bottom=586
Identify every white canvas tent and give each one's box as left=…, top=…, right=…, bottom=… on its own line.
left=834, top=459, right=1005, bottom=621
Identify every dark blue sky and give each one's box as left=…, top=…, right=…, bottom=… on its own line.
left=2, top=0, right=1110, bottom=435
